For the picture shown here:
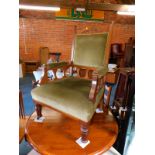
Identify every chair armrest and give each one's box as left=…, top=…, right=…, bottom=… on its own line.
left=39, top=61, right=71, bottom=85
left=89, top=65, right=108, bottom=102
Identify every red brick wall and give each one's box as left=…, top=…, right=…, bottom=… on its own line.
left=19, top=18, right=135, bottom=61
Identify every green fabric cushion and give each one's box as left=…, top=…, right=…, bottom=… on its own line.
left=73, top=33, right=108, bottom=67
left=31, top=77, right=104, bottom=122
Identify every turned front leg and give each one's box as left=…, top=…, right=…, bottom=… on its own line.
left=35, top=104, right=42, bottom=119
left=80, top=122, right=89, bottom=143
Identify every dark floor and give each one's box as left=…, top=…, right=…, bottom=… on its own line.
left=19, top=73, right=35, bottom=116
left=19, top=73, right=35, bottom=155
left=19, top=139, right=32, bottom=155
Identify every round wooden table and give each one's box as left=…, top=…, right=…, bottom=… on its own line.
left=19, top=117, right=28, bottom=143
left=26, top=107, right=118, bottom=155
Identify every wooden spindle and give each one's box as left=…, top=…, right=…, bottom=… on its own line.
left=52, top=68, right=57, bottom=80
left=84, top=69, right=89, bottom=79
left=35, top=104, right=42, bottom=119
left=80, top=122, right=89, bottom=143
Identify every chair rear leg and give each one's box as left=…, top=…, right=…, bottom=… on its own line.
left=35, top=103, right=42, bottom=119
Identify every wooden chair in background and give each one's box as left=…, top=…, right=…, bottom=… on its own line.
left=19, top=90, right=25, bottom=119
left=19, top=90, right=28, bottom=143
left=109, top=43, right=124, bottom=67
left=123, top=40, right=135, bottom=68
left=112, top=68, right=135, bottom=154
left=111, top=68, right=135, bottom=120
left=103, top=84, right=112, bottom=114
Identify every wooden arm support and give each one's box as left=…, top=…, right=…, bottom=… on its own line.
left=39, top=62, right=106, bottom=103
left=89, top=70, right=106, bottom=102
left=39, top=62, right=71, bottom=85
left=89, top=71, right=98, bottom=102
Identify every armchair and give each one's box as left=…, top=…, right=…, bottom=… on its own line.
left=31, top=24, right=113, bottom=146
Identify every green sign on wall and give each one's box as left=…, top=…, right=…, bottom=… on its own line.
left=56, top=8, right=104, bottom=21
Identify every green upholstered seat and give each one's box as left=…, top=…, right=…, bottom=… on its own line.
left=31, top=77, right=104, bottom=122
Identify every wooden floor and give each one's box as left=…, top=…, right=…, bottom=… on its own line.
left=25, top=107, right=118, bottom=155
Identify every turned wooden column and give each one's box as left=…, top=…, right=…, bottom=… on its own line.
left=80, top=122, right=89, bottom=143
left=89, top=71, right=98, bottom=101
left=35, top=103, right=42, bottom=119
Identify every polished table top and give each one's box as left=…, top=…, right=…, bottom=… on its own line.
left=26, top=107, right=118, bottom=155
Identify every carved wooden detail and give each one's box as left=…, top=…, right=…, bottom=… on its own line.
left=80, top=121, right=89, bottom=143
left=38, top=63, right=106, bottom=104
left=35, top=104, right=43, bottom=119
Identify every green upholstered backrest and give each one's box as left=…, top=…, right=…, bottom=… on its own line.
left=40, top=47, right=49, bottom=65
left=73, top=33, right=108, bottom=67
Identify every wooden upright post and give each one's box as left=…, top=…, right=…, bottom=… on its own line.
left=80, top=122, right=89, bottom=143
left=35, top=103, right=42, bottom=119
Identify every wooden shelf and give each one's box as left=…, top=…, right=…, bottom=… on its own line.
left=24, top=61, right=40, bottom=73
